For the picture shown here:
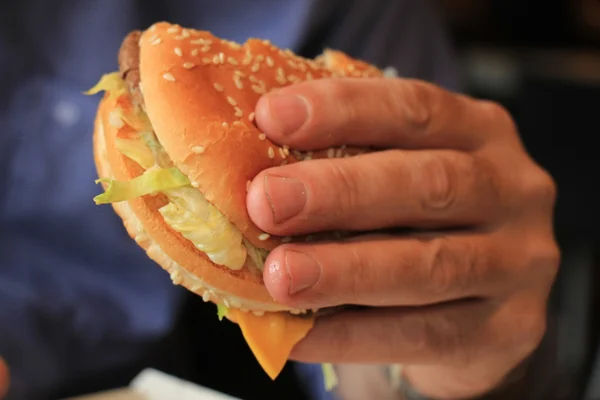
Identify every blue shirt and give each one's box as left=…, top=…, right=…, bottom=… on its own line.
left=0, top=1, right=458, bottom=399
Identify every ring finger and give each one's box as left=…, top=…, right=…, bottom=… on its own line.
left=263, top=231, right=503, bottom=309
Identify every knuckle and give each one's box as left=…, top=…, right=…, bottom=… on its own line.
left=520, top=165, right=558, bottom=206
left=525, top=238, right=561, bottom=283
left=318, top=79, right=360, bottom=126
left=323, top=161, right=362, bottom=217
left=419, top=155, right=457, bottom=212
left=508, top=306, right=547, bottom=357
left=480, top=101, right=517, bottom=135
left=424, top=238, right=457, bottom=295
left=394, top=80, right=433, bottom=134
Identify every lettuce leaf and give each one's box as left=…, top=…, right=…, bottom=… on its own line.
left=159, top=187, right=247, bottom=269
left=85, top=72, right=126, bottom=100
left=94, top=167, right=190, bottom=204
left=115, top=137, right=156, bottom=170
left=321, top=363, right=339, bottom=391
left=217, top=304, right=229, bottom=321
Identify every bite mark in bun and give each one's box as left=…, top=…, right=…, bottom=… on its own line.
left=88, top=22, right=384, bottom=381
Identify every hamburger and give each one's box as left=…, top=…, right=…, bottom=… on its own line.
left=88, top=22, right=384, bottom=381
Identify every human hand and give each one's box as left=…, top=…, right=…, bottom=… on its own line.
left=246, top=78, right=559, bottom=399
left=0, top=358, right=8, bottom=399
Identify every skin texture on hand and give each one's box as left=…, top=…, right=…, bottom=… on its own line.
left=247, top=78, right=559, bottom=399
left=0, top=358, right=8, bottom=399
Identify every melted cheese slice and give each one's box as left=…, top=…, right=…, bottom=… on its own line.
left=227, top=309, right=315, bottom=380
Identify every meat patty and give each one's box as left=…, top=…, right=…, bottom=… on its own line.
left=118, top=30, right=144, bottom=108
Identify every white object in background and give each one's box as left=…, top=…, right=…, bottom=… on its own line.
left=130, top=369, right=243, bottom=400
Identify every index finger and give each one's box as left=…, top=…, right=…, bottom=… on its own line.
left=255, top=78, right=498, bottom=151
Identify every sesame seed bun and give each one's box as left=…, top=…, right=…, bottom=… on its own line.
left=94, top=93, right=304, bottom=312
left=139, top=22, right=382, bottom=250
left=94, top=22, right=383, bottom=314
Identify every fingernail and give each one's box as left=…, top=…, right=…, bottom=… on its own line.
left=285, top=250, right=322, bottom=295
left=266, top=94, right=309, bottom=135
left=264, top=175, right=307, bottom=224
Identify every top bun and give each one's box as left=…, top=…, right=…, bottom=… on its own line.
left=139, top=22, right=383, bottom=250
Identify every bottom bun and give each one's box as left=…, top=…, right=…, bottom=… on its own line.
left=93, top=95, right=305, bottom=314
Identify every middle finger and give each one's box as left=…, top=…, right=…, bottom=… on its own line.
left=247, top=149, right=501, bottom=236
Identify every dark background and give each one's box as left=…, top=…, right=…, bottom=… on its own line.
left=54, top=1, right=600, bottom=399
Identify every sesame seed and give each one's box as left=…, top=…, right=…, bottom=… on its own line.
left=191, top=48, right=199, bottom=56
left=275, top=75, right=287, bottom=85
left=202, top=291, right=211, bottom=302
left=174, top=47, right=183, bottom=56
left=170, top=271, right=182, bottom=285
left=242, top=53, right=252, bottom=65
left=336, top=148, right=343, bottom=158
left=268, top=147, right=275, bottom=159
left=174, top=35, right=186, bottom=40
left=167, top=26, right=179, bottom=34
left=288, top=74, right=300, bottom=83
left=251, top=85, right=265, bottom=94
left=233, top=121, right=242, bottom=127
left=283, top=146, right=290, bottom=156
left=251, top=63, right=260, bottom=73
left=227, top=57, right=238, bottom=65
left=249, top=75, right=258, bottom=82
left=191, top=181, right=200, bottom=188
left=148, top=34, right=159, bottom=42
left=191, top=38, right=205, bottom=45
left=223, top=298, right=231, bottom=308
left=183, top=62, right=195, bottom=69
left=162, top=72, right=176, bottom=81
left=258, top=233, right=270, bottom=241
left=233, top=76, right=243, bottom=89
left=219, top=52, right=225, bottom=64
left=201, top=46, right=210, bottom=52
left=181, top=29, right=190, bottom=37
left=278, top=148, right=286, bottom=158
left=226, top=96, right=237, bottom=106
left=192, top=146, right=205, bottom=154
left=150, top=38, right=162, bottom=45
left=202, top=57, right=212, bottom=64
left=213, top=83, right=224, bottom=92
left=259, top=133, right=266, bottom=140
left=234, top=107, right=243, bottom=117
left=150, top=24, right=157, bottom=32
left=327, top=148, right=335, bottom=158
left=222, top=122, right=229, bottom=128
left=234, top=70, right=246, bottom=77
left=212, top=55, right=220, bottom=64
left=248, top=112, right=255, bottom=122
left=266, top=56, right=274, bottom=67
